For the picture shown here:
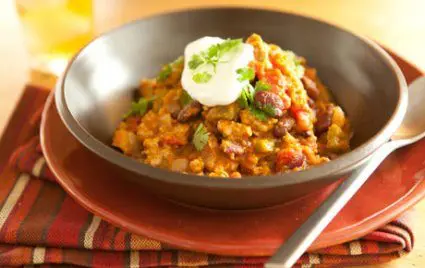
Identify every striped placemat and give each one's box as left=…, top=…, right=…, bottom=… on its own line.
left=0, top=86, right=414, bottom=267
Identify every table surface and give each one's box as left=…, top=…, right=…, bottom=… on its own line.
left=1, top=0, right=425, bottom=267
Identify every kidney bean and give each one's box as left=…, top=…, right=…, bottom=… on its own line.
left=254, top=91, right=285, bottom=118
left=307, top=97, right=316, bottom=109
left=273, top=115, right=296, bottom=137
left=171, top=110, right=180, bottom=119
left=315, top=105, right=334, bottom=134
left=298, top=131, right=313, bottom=138
left=167, top=103, right=181, bottom=119
left=177, top=101, right=201, bottom=122
left=301, top=76, right=320, bottom=100
left=276, top=148, right=306, bottom=171
left=220, top=140, right=245, bottom=156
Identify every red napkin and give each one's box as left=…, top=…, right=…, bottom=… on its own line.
left=0, top=134, right=412, bottom=267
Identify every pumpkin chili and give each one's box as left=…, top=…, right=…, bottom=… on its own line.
left=112, top=34, right=352, bottom=178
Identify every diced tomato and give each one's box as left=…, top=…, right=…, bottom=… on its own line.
left=291, top=107, right=312, bottom=132
left=125, top=116, right=140, bottom=132
left=265, top=69, right=286, bottom=89
left=161, top=136, right=186, bottom=146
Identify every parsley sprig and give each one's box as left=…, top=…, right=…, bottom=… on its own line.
left=188, top=38, right=243, bottom=84
left=192, top=123, right=209, bottom=151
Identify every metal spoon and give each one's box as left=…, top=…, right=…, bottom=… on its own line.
left=266, top=76, right=425, bottom=268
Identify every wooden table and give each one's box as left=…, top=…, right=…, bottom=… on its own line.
left=1, top=0, right=424, bottom=267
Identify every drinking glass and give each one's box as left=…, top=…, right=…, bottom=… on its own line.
left=16, top=0, right=94, bottom=77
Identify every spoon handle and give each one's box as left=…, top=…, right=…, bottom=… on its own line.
left=265, top=142, right=398, bottom=268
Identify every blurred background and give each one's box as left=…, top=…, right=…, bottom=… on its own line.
left=1, top=0, right=425, bottom=131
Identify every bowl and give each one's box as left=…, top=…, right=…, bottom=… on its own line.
left=55, top=7, right=408, bottom=209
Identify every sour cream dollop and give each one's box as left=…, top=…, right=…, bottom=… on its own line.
left=181, top=37, right=254, bottom=106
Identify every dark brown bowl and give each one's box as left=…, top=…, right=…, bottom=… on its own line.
left=55, top=7, right=407, bottom=209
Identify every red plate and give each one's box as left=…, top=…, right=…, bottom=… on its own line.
left=41, top=50, right=425, bottom=256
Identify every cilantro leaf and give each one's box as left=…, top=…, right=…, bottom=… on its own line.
left=192, top=123, right=209, bottom=151
left=193, top=71, right=212, bottom=84
left=206, top=44, right=220, bottom=62
left=187, top=38, right=243, bottom=81
left=203, top=43, right=222, bottom=71
left=237, top=84, right=255, bottom=108
left=157, top=64, right=172, bottom=82
left=237, top=83, right=272, bottom=121
left=172, top=56, right=184, bottom=66
left=219, top=38, right=243, bottom=54
left=249, top=106, right=268, bottom=121
left=180, top=90, right=193, bottom=106
left=254, top=80, right=271, bottom=92
left=237, top=82, right=272, bottom=121
left=188, top=54, right=204, bottom=70
left=237, top=90, right=249, bottom=108
left=236, top=67, right=255, bottom=82
left=261, top=104, right=277, bottom=117
left=123, top=97, right=154, bottom=118
left=157, top=56, right=184, bottom=82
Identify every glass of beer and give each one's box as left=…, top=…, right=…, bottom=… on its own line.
left=16, top=0, right=94, bottom=77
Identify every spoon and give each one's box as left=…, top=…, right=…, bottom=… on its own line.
left=266, top=76, right=425, bottom=268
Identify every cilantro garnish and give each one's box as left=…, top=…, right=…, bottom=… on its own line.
left=237, top=84, right=255, bottom=108
left=157, top=65, right=172, bottom=82
left=236, top=80, right=274, bottom=121
left=189, top=38, right=243, bottom=84
left=249, top=106, right=268, bottom=121
left=219, top=39, right=243, bottom=53
left=157, top=56, right=184, bottom=82
left=261, top=104, right=278, bottom=117
left=192, top=72, right=212, bottom=84
left=236, top=67, right=255, bottom=82
left=188, top=54, right=204, bottom=70
left=123, top=97, right=155, bottom=118
left=172, top=56, right=184, bottom=66
left=254, top=80, right=271, bottom=92
left=192, top=123, right=209, bottom=151
left=180, top=90, right=193, bottom=106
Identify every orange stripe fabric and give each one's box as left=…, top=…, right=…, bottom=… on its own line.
left=96, top=222, right=116, bottom=250
left=0, top=178, right=43, bottom=244
left=45, top=196, right=91, bottom=247
left=0, top=86, right=418, bottom=267
left=16, top=183, right=65, bottom=245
